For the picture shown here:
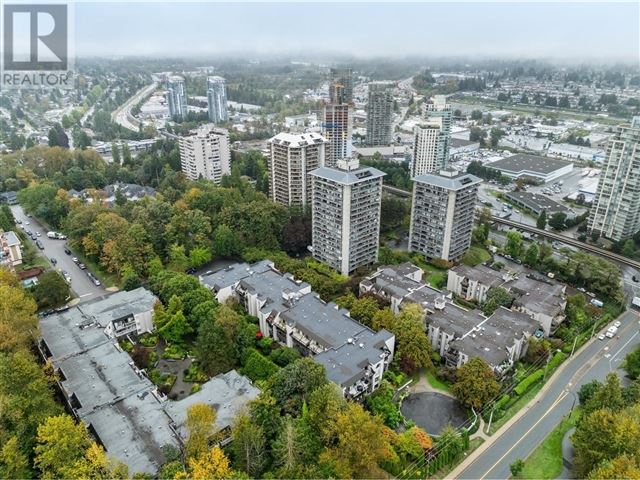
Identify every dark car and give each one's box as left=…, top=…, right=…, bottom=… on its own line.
left=633, top=276, right=638, bottom=282
left=64, top=247, right=71, bottom=255
left=50, top=257, right=57, bottom=266
left=35, top=240, right=44, bottom=250
left=186, top=267, right=197, bottom=274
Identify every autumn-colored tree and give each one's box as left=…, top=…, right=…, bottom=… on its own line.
left=573, top=404, right=640, bottom=478
left=185, top=403, right=218, bottom=459
left=0, top=436, right=30, bottom=479
left=395, top=427, right=433, bottom=462
left=307, top=383, right=347, bottom=445
left=587, top=455, right=640, bottom=480
left=320, top=402, right=392, bottom=478
left=0, top=271, right=38, bottom=353
left=181, top=446, right=232, bottom=480
left=34, top=414, right=92, bottom=479
left=451, top=357, right=500, bottom=409
left=372, top=308, right=395, bottom=331
left=348, top=296, right=381, bottom=327
left=391, top=304, right=433, bottom=373
left=68, top=443, right=129, bottom=480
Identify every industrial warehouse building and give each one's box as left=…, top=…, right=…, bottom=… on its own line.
left=487, top=154, right=573, bottom=183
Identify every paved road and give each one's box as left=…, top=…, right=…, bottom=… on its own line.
left=11, top=205, right=105, bottom=302
left=456, top=309, right=640, bottom=479
left=112, top=82, right=158, bottom=132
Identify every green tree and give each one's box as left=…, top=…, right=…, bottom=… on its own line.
left=231, top=414, right=267, bottom=477
left=587, top=455, right=640, bottom=480
left=536, top=210, right=547, bottom=230
left=195, top=305, right=244, bottom=375
left=510, top=459, right=525, bottom=477
left=212, top=224, right=240, bottom=258
left=623, top=345, right=640, bottom=380
left=452, top=357, right=500, bottom=409
left=272, top=358, right=328, bottom=415
left=505, top=231, right=524, bottom=259
left=348, top=296, right=380, bottom=327
left=30, top=271, right=70, bottom=309
left=391, top=304, right=434, bottom=373
left=0, top=436, right=30, bottom=479
left=524, top=243, right=540, bottom=267
left=549, top=212, right=567, bottom=230
left=483, top=287, right=513, bottom=315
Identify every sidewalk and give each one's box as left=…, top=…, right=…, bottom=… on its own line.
left=448, top=333, right=599, bottom=479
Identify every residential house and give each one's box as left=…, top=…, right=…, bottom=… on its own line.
left=0, top=230, right=22, bottom=269
left=447, top=264, right=512, bottom=304
left=507, top=274, right=567, bottom=336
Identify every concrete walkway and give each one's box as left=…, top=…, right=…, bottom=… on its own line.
left=410, top=371, right=455, bottom=398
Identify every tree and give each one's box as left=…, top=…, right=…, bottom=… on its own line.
left=0, top=272, right=38, bottom=353
left=272, top=358, right=328, bottom=414
left=483, top=287, right=513, bottom=315
left=583, top=373, right=625, bottom=416
left=67, top=443, right=128, bottom=480
left=212, top=224, right=239, bottom=258
left=231, top=414, right=267, bottom=477
left=524, top=243, right=540, bottom=267
left=30, top=271, right=70, bottom=309
left=505, top=231, right=524, bottom=259
left=587, top=455, right=640, bottom=480
left=185, top=403, right=217, bottom=459
left=168, top=243, right=190, bottom=272
left=308, top=383, right=347, bottom=444
left=195, top=304, right=244, bottom=374
left=536, top=210, right=547, bottom=230
left=0, top=436, right=30, bottom=480
left=573, top=404, right=640, bottom=478
left=34, top=414, right=92, bottom=479
left=510, top=459, right=525, bottom=477
left=183, top=446, right=232, bottom=480
left=452, top=357, right=500, bottom=409
left=348, top=296, right=380, bottom=327
left=319, top=402, right=392, bottom=478
left=548, top=212, right=567, bottom=230
left=154, top=296, right=193, bottom=345
left=391, top=304, right=434, bottom=373
left=189, top=246, right=212, bottom=268
left=272, top=416, right=308, bottom=474
left=623, top=345, right=640, bottom=380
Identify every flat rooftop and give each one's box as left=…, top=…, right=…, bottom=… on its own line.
left=504, top=191, right=569, bottom=214
left=487, top=154, right=572, bottom=176
left=413, top=171, right=482, bottom=191
left=200, top=260, right=272, bottom=291
left=310, top=165, right=386, bottom=185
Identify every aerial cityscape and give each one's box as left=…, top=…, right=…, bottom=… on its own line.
left=0, top=1, right=639, bottom=479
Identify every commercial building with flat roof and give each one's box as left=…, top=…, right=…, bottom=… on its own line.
left=486, top=154, right=573, bottom=183
left=503, top=191, right=570, bottom=216
left=409, top=169, right=481, bottom=262
left=311, top=157, right=385, bottom=276
left=267, top=132, right=328, bottom=207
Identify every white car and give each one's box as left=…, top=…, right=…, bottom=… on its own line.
left=613, top=321, right=621, bottom=328
left=598, top=333, right=606, bottom=341
left=36, top=232, right=41, bottom=237
left=24, top=221, right=30, bottom=225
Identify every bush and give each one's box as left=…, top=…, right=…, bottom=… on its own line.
left=242, top=349, right=279, bottom=382
left=269, top=346, right=301, bottom=367
left=430, top=258, right=454, bottom=270
left=514, top=369, right=544, bottom=396
left=256, top=337, right=275, bottom=355
left=163, top=344, right=187, bottom=359
left=139, top=334, right=158, bottom=347
left=547, top=351, right=567, bottom=372
left=184, top=363, right=208, bottom=383
left=119, top=341, right=133, bottom=353
left=495, top=394, right=511, bottom=410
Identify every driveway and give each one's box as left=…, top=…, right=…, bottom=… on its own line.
left=11, top=205, right=106, bottom=302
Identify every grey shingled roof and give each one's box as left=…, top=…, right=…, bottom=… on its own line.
left=451, top=264, right=506, bottom=288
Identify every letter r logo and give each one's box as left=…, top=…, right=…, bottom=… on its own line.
left=3, top=4, right=68, bottom=70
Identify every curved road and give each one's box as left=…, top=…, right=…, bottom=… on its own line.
left=112, top=82, right=158, bottom=132
left=453, top=309, right=640, bottom=479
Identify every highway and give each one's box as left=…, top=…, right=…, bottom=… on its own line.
left=454, top=309, right=640, bottom=479
left=112, top=82, right=158, bottom=132
left=11, top=205, right=105, bottom=303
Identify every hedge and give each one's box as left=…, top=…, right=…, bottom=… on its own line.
left=495, top=394, right=511, bottom=410
left=514, top=369, right=544, bottom=396
left=241, top=349, right=279, bottom=382
left=548, top=351, right=567, bottom=372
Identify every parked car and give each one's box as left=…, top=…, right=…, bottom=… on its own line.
left=87, top=272, right=101, bottom=286
left=24, top=221, right=30, bottom=225
left=64, top=247, right=71, bottom=255
left=78, top=263, right=86, bottom=270
left=613, top=320, right=621, bottom=328
left=35, top=240, right=44, bottom=250
left=72, top=257, right=79, bottom=263
left=598, top=333, right=606, bottom=341
left=61, top=271, right=71, bottom=283
left=50, top=257, right=57, bottom=266
left=36, top=232, right=41, bottom=237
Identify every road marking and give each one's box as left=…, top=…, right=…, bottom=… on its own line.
left=479, top=390, right=569, bottom=480
left=79, top=293, right=93, bottom=298
left=612, top=330, right=639, bottom=362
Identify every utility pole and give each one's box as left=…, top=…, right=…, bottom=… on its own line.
left=570, top=336, right=578, bottom=356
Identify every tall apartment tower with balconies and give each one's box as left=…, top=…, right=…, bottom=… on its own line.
left=178, top=124, right=231, bottom=184
left=588, top=116, right=640, bottom=241
left=409, top=169, right=481, bottom=261
left=366, top=81, right=394, bottom=146
left=310, top=157, right=385, bottom=276
left=166, top=75, right=187, bottom=120
left=207, top=76, right=228, bottom=123
left=411, top=95, right=452, bottom=176
left=267, top=132, right=328, bottom=207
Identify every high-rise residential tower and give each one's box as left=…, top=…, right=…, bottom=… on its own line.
left=207, top=76, right=228, bottom=123
left=267, top=132, right=328, bottom=207
left=323, top=101, right=353, bottom=167
left=166, top=75, right=187, bottom=120
left=411, top=95, right=452, bottom=176
left=409, top=169, right=481, bottom=261
left=329, top=67, right=353, bottom=104
left=178, top=124, right=231, bottom=184
left=311, top=157, right=385, bottom=276
left=588, top=116, right=640, bottom=241
left=366, top=81, right=394, bottom=147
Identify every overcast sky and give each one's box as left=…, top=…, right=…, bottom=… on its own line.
left=74, top=2, right=640, bottom=62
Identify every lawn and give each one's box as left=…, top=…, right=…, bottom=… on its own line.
left=488, top=382, right=544, bottom=435
left=425, top=370, right=451, bottom=393
left=461, top=246, right=492, bottom=266
left=519, top=410, right=580, bottom=479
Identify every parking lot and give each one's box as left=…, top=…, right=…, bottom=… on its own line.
left=11, top=205, right=106, bottom=303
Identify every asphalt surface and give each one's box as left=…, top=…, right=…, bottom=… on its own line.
left=457, top=309, right=640, bottom=480
left=401, top=392, right=468, bottom=435
left=11, top=205, right=105, bottom=302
